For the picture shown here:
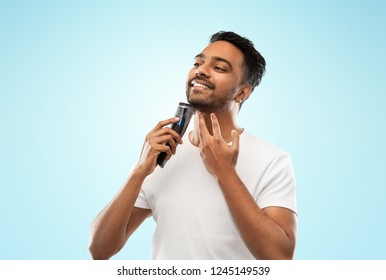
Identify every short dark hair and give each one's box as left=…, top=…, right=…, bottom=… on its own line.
left=210, top=31, right=266, bottom=91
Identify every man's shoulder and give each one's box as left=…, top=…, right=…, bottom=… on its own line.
left=241, top=130, right=289, bottom=160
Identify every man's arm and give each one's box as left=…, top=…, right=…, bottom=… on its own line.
left=88, top=117, right=182, bottom=259
left=216, top=169, right=297, bottom=259
left=89, top=170, right=150, bottom=260
left=198, top=113, right=297, bottom=259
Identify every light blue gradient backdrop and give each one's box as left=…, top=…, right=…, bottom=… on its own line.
left=1, top=1, right=385, bottom=260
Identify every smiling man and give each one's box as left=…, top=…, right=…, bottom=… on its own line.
left=89, top=31, right=298, bottom=260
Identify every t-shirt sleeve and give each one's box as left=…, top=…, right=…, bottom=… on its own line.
left=257, top=153, right=297, bottom=214
left=134, top=185, right=151, bottom=209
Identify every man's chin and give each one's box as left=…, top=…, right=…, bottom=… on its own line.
left=186, top=100, right=213, bottom=113
left=186, top=91, right=217, bottom=112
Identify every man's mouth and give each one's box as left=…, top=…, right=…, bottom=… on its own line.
left=191, top=79, right=213, bottom=90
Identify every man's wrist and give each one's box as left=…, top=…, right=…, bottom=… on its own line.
left=214, top=165, right=238, bottom=185
left=131, top=164, right=149, bottom=181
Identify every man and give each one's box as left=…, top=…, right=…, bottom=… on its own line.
left=89, top=31, right=297, bottom=260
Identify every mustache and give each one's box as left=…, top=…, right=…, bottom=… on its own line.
left=189, top=76, right=214, bottom=89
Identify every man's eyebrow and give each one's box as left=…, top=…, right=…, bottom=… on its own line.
left=212, top=56, right=233, bottom=70
left=195, top=53, right=205, bottom=59
left=194, top=53, right=233, bottom=70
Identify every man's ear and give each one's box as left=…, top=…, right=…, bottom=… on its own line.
left=235, top=84, right=252, bottom=104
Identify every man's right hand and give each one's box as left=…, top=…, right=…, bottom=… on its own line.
left=135, top=117, right=183, bottom=176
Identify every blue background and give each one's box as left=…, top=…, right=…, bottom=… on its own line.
left=1, top=0, right=385, bottom=260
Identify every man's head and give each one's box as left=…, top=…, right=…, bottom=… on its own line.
left=210, top=31, right=266, bottom=92
left=186, top=31, right=266, bottom=112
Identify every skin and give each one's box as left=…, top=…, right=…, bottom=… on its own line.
left=89, top=40, right=297, bottom=260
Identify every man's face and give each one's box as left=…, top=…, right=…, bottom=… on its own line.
left=186, top=41, right=246, bottom=112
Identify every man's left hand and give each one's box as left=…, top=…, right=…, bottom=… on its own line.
left=198, top=112, right=240, bottom=178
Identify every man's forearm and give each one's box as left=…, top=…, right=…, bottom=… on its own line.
left=216, top=167, right=295, bottom=260
left=89, top=168, right=147, bottom=259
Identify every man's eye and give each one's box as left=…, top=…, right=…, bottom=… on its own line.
left=193, top=62, right=201, bottom=68
left=214, top=66, right=225, bottom=72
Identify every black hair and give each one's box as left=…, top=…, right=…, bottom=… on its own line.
left=210, top=31, right=266, bottom=91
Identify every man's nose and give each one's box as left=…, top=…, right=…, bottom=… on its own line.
left=195, top=64, right=210, bottom=78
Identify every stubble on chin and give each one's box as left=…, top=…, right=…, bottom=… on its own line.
left=186, top=89, right=212, bottom=113
left=188, top=95, right=231, bottom=113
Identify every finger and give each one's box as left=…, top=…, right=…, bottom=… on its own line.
left=166, top=136, right=177, bottom=155
left=163, top=127, right=182, bottom=144
left=155, top=143, right=173, bottom=160
left=198, top=127, right=205, bottom=146
left=198, top=112, right=211, bottom=138
left=151, top=117, right=180, bottom=133
left=152, top=127, right=183, bottom=145
left=231, top=129, right=240, bottom=150
left=151, top=134, right=177, bottom=154
left=198, top=112, right=210, bottom=136
left=210, top=113, right=223, bottom=140
left=198, top=113, right=210, bottom=145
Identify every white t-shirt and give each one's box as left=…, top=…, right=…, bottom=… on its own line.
left=134, top=130, right=297, bottom=259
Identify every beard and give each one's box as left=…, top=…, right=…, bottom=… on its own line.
left=186, top=90, right=229, bottom=113
left=186, top=87, right=233, bottom=113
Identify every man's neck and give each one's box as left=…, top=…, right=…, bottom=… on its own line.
left=189, top=110, right=243, bottom=147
